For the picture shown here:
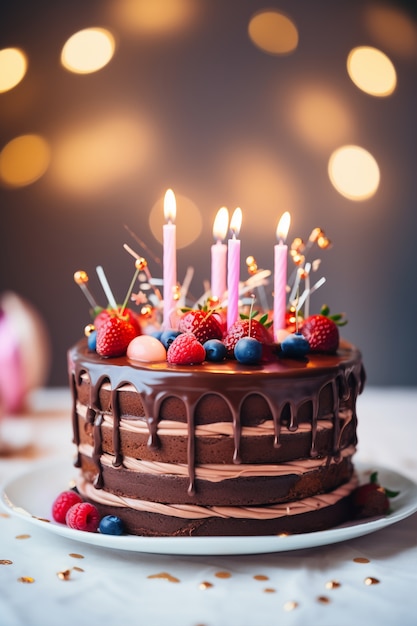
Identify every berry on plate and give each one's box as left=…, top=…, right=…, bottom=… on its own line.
left=224, top=314, right=272, bottom=358
left=66, top=502, right=100, bottom=532
left=99, top=515, right=125, bottom=535
left=167, top=333, right=206, bottom=365
left=52, top=490, right=83, bottom=524
left=352, top=471, right=400, bottom=519
left=178, top=309, right=223, bottom=344
left=96, top=315, right=139, bottom=358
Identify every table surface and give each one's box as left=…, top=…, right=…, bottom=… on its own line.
left=0, top=387, right=416, bottom=626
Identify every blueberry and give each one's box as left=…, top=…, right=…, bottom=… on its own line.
left=160, top=329, right=181, bottom=349
left=87, top=330, right=97, bottom=351
left=203, top=339, right=227, bottom=362
left=280, top=333, right=310, bottom=358
left=234, top=337, right=262, bottom=364
left=150, top=330, right=163, bottom=341
left=99, top=515, right=125, bottom=535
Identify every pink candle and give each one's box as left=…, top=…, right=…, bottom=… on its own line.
left=227, top=207, right=242, bottom=329
left=163, top=189, right=177, bottom=328
left=273, top=211, right=291, bottom=340
left=211, top=207, right=229, bottom=302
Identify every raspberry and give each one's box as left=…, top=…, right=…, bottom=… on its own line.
left=66, top=502, right=100, bottom=532
left=52, top=490, right=83, bottom=524
left=167, top=332, right=206, bottom=365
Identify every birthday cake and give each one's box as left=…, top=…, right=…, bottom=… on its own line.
left=56, top=203, right=372, bottom=537
left=68, top=333, right=364, bottom=536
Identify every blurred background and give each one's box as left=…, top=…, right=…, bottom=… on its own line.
left=0, top=0, right=416, bottom=392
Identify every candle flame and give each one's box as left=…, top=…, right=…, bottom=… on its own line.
left=276, top=211, right=291, bottom=243
left=212, top=206, right=229, bottom=241
left=164, top=188, right=176, bottom=223
left=230, top=207, right=242, bottom=238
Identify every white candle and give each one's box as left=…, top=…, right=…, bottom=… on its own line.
left=273, top=211, right=291, bottom=340
left=227, top=207, right=242, bottom=329
left=163, top=189, right=177, bottom=328
left=211, top=207, right=229, bottom=302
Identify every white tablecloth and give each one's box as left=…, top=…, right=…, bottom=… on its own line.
left=0, top=387, right=416, bottom=626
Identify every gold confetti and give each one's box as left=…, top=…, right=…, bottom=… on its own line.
left=254, top=574, right=269, bottom=581
left=317, top=596, right=331, bottom=604
left=147, top=572, right=180, bottom=583
left=365, top=577, right=380, bottom=586
left=69, top=553, right=85, bottom=559
left=283, top=601, right=298, bottom=611
left=199, top=581, right=213, bottom=590
left=15, top=534, right=30, bottom=540
left=353, top=557, right=370, bottom=564
left=264, top=588, right=276, bottom=593
left=57, top=569, right=72, bottom=581
left=325, top=580, right=341, bottom=589
left=18, top=577, right=35, bottom=583
left=0, top=513, right=10, bottom=518
left=0, top=560, right=13, bottom=565
left=34, top=516, right=50, bottom=523
left=73, top=566, right=84, bottom=572
left=215, top=571, right=231, bottom=579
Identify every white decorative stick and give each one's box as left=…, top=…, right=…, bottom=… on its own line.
left=96, top=265, right=118, bottom=310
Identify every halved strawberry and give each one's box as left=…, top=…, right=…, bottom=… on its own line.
left=178, top=309, right=223, bottom=344
left=96, top=315, right=139, bottom=357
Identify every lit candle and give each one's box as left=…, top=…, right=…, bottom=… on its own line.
left=227, top=207, right=242, bottom=329
left=163, top=188, right=177, bottom=328
left=211, top=207, right=229, bottom=302
left=273, top=211, right=291, bottom=340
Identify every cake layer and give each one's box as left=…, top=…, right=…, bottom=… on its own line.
left=77, top=473, right=359, bottom=536
left=78, top=442, right=355, bottom=505
left=75, top=407, right=357, bottom=464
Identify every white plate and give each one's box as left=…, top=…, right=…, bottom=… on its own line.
left=1, top=459, right=417, bottom=556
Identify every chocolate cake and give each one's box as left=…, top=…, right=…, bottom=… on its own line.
left=68, top=336, right=365, bottom=536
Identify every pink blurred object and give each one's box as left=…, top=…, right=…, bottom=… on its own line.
left=0, top=292, right=50, bottom=415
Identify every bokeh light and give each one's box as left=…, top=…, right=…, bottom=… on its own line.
left=107, top=0, right=198, bottom=36
left=286, top=84, right=354, bottom=152
left=0, top=134, right=51, bottom=187
left=51, top=112, right=155, bottom=196
left=248, top=10, right=298, bottom=56
left=0, top=48, right=27, bottom=93
left=61, top=27, right=116, bottom=74
left=149, top=193, right=202, bottom=249
left=347, top=46, right=396, bottom=97
left=328, top=145, right=380, bottom=201
left=364, top=5, right=417, bottom=59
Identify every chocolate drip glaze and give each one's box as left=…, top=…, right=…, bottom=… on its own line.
left=69, top=339, right=365, bottom=496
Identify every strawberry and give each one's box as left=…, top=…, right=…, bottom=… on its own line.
left=178, top=309, right=223, bottom=344
left=352, top=471, right=400, bottom=519
left=96, top=315, right=138, bottom=357
left=224, top=315, right=272, bottom=358
left=167, top=332, right=206, bottom=365
left=301, top=315, right=339, bottom=353
left=94, top=308, right=141, bottom=335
